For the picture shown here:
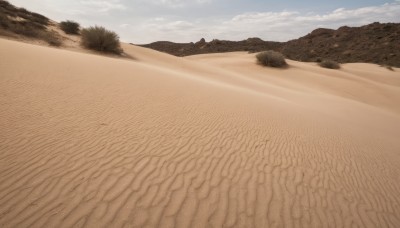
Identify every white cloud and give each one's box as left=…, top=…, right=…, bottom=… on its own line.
left=149, top=0, right=212, bottom=8
left=294, top=3, right=400, bottom=23
left=6, top=0, right=400, bottom=43
left=79, top=0, right=126, bottom=12
left=129, top=2, right=400, bottom=43
left=119, top=23, right=131, bottom=28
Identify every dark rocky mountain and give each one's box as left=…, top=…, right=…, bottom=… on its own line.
left=139, top=22, right=400, bottom=67
left=281, top=22, right=399, bottom=67
left=139, top=38, right=282, bottom=57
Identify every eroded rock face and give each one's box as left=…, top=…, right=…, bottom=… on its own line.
left=140, top=22, right=400, bottom=67
left=281, top=22, right=400, bottom=67
left=195, top=38, right=206, bottom=45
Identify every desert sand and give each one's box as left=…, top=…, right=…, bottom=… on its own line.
left=1, top=38, right=400, bottom=227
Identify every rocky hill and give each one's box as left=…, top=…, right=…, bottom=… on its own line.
left=140, top=22, right=400, bottom=67
left=140, top=38, right=282, bottom=57
left=281, top=22, right=399, bottom=67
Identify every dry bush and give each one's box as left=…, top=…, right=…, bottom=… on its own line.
left=0, top=13, right=9, bottom=28
left=0, top=1, right=49, bottom=26
left=0, top=0, right=14, bottom=12
left=60, top=20, right=80, bottom=34
left=42, top=31, right=62, bottom=46
left=0, top=0, right=48, bottom=36
left=29, top=12, right=49, bottom=25
left=81, top=26, right=122, bottom=54
left=0, top=9, right=61, bottom=46
left=386, top=66, right=394, bottom=71
left=379, top=64, right=394, bottom=71
left=256, top=51, right=288, bottom=68
left=5, top=20, right=40, bottom=37
left=318, top=60, right=341, bottom=69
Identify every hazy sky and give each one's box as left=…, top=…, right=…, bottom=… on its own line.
left=8, top=0, right=400, bottom=44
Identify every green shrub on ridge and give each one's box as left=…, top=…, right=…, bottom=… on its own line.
left=81, top=26, right=122, bottom=54
left=60, top=20, right=80, bottom=35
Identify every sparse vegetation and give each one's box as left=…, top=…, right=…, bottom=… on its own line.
left=318, top=60, right=341, bottom=69
left=0, top=1, right=49, bottom=27
left=386, top=66, right=394, bottom=71
left=81, top=26, right=122, bottom=54
left=256, top=51, right=288, bottom=68
left=60, top=20, right=80, bottom=34
left=3, top=20, right=39, bottom=37
left=380, top=65, right=394, bottom=71
left=42, top=31, right=62, bottom=46
left=0, top=13, right=9, bottom=28
left=0, top=0, right=61, bottom=46
left=0, top=18, right=62, bottom=46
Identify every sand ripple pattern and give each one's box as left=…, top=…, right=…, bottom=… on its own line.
left=1, top=39, right=400, bottom=228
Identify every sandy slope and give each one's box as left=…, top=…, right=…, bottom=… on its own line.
left=1, top=38, right=400, bottom=228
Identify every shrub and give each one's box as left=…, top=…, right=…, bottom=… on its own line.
left=0, top=13, right=9, bottom=28
left=12, top=22, right=40, bottom=37
left=256, top=51, right=288, bottom=68
left=380, top=65, right=394, bottom=71
left=60, top=20, right=80, bottom=34
left=318, top=60, right=341, bottom=69
left=41, top=31, right=62, bottom=46
left=18, top=20, right=46, bottom=30
left=0, top=0, right=51, bottom=42
left=81, top=26, right=122, bottom=54
left=14, top=7, right=49, bottom=26
left=30, top=12, right=49, bottom=25
left=386, top=66, right=394, bottom=71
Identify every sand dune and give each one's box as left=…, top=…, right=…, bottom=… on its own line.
left=1, top=38, right=400, bottom=228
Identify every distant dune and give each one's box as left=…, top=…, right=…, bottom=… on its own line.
left=1, top=38, right=400, bottom=227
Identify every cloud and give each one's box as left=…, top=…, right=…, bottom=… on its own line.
left=129, top=2, right=400, bottom=43
left=7, top=0, right=400, bottom=43
left=149, top=0, right=212, bottom=8
left=79, top=0, right=126, bottom=12
left=294, top=3, right=400, bottom=23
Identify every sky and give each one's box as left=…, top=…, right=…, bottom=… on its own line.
left=7, top=0, right=400, bottom=44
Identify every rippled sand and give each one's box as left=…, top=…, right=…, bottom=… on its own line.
left=1, top=38, right=400, bottom=227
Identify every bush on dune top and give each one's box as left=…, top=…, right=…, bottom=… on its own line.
left=318, top=59, right=341, bottom=69
left=60, top=20, right=80, bottom=35
left=81, top=26, right=122, bottom=54
left=256, top=51, right=288, bottom=68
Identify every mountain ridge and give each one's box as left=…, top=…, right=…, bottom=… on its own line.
left=140, top=22, right=400, bottom=67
